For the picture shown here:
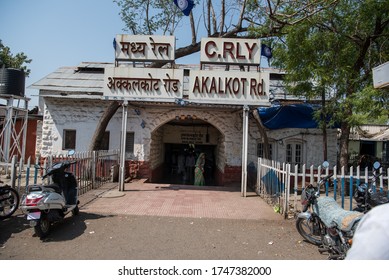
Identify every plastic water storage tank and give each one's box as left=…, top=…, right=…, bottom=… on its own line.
left=0, top=68, right=25, bottom=97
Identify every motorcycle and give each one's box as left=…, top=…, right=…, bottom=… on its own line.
left=296, top=162, right=364, bottom=260
left=353, top=161, right=389, bottom=213
left=0, top=181, right=20, bottom=220
left=20, top=151, right=79, bottom=238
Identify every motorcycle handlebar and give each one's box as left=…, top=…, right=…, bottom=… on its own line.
left=318, top=173, right=333, bottom=186
left=42, top=160, right=78, bottom=179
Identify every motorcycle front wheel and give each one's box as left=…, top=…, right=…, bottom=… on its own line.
left=296, top=217, right=322, bottom=246
left=0, top=187, right=20, bottom=220
left=34, top=213, right=51, bottom=238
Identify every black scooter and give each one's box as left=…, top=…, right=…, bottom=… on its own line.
left=353, top=161, right=389, bottom=213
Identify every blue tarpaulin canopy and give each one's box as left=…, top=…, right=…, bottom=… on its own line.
left=257, top=104, right=320, bottom=129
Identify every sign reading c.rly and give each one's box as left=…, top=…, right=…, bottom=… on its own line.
left=200, top=37, right=261, bottom=65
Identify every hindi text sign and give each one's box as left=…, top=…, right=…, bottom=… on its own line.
left=104, top=67, right=183, bottom=101
left=115, top=35, right=175, bottom=62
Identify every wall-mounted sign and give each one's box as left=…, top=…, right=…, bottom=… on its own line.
left=103, top=67, right=183, bottom=101
left=180, top=133, right=204, bottom=144
left=115, top=35, right=175, bottom=62
left=188, top=70, right=270, bottom=105
left=200, top=38, right=261, bottom=65
left=373, top=61, right=389, bottom=88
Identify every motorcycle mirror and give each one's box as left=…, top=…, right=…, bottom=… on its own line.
left=68, top=150, right=75, bottom=156
left=322, top=161, right=330, bottom=168
left=373, top=161, right=381, bottom=170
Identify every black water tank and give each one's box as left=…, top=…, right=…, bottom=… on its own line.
left=0, top=68, right=25, bottom=97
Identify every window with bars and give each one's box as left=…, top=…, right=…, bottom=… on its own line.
left=100, top=131, right=110, bottom=150
left=257, top=143, right=273, bottom=159
left=125, top=132, right=135, bottom=153
left=286, top=142, right=303, bottom=166
left=63, top=129, right=76, bottom=150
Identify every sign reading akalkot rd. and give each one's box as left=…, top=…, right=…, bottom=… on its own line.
left=192, top=74, right=265, bottom=95
left=104, top=35, right=270, bottom=106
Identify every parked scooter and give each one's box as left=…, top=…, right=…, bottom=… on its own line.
left=296, top=162, right=364, bottom=260
left=353, top=161, right=389, bottom=213
left=0, top=181, right=20, bottom=220
left=20, top=151, right=79, bottom=238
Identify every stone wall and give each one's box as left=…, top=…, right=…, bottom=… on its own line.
left=39, top=97, right=338, bottom=184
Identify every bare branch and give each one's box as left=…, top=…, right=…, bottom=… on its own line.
left=190, top=12, right=196, bottom=45
left=207, top=0, right=211, bottom=36
left=220, top=0, right=225, bottom=35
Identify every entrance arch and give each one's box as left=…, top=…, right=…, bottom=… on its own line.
left=147, top=110, right=226, bottom=186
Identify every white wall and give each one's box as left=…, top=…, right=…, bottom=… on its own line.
left=39, top=97, right=338, bottom=171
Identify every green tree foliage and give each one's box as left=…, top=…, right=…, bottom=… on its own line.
left=248, top=0, right=389, bottom=167
left=0, top=40, right=32, bottom=77
left=114, top=0, right=187, bottom=35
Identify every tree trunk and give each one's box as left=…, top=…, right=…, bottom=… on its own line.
left=89, top=101, right=121, bottom=151
left=321, top=90, right=328, bottom=161
left=339, top=116, right=351, bottom=171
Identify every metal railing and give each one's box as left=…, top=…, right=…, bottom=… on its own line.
left=1, top=149, right=120, bottom=196
left=256, top=157, right=389, bottom=218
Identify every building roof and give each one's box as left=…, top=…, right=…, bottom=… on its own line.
left=29, top=62, right=110, bottom=94
left=349, top=125, right=389, bottom=141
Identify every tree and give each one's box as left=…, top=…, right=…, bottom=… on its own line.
left=249, top=0, right=389, bottom=168
left=91, top=0, right=388, bottom=170
left=91, top=0, right=279, bottom=152
left=0, top=40, right=32, bottom=76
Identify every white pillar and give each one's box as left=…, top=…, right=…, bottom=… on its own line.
left=241, top=105, right=249, bottom=197
left=119, top=101, right=128, bottom=191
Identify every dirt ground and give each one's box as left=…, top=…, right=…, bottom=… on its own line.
left=0, top=210, right=327, bottom=260
left=0, top=178, right=328, bottom=260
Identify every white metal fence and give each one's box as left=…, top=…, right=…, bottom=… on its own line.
left=256, top=158, right=389, bottom=218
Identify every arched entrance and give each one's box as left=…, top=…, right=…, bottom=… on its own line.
left=148, top=115, right=225, bottom=186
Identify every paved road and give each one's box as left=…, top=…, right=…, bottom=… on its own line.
left=0, top=181, right=327, bottom=260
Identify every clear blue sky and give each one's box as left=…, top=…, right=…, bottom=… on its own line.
left=0, top=0, right=198, bottom=109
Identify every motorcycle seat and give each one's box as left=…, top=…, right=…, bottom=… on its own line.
left=314, top=196, right=363, bottom=232
left=44, top=184, right=62, bottom=194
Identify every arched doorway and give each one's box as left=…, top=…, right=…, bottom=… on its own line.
left=149, top=116, right=225, bottom=186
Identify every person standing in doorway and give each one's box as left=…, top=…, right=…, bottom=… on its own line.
left=185, top=151, right=196, bottom=184
left=194, top=153, right=205, bottom=186
left=177, top=152, right=186, bottom=179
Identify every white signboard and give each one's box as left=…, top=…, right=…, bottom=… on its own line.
left=104, top=67, right=183, bottom=101
left=188, top=70, right=270, bottom=105
left=200, top=38, right=261, bottom=65
left=373, top=61, right=389, bottom=88
left=115, top=35, right=175, bottom=62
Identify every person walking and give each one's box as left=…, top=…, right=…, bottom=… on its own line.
left=194, top=153, right=205, bottom=186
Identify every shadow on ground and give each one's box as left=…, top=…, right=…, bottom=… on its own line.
left=0, top=211, right=113, bottom=244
